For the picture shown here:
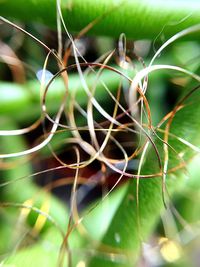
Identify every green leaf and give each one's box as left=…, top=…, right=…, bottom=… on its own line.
left=1, top=0, right=200, bottom=39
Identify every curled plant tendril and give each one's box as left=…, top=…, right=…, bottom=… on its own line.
left=1, top=6, right=200, bottom=266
